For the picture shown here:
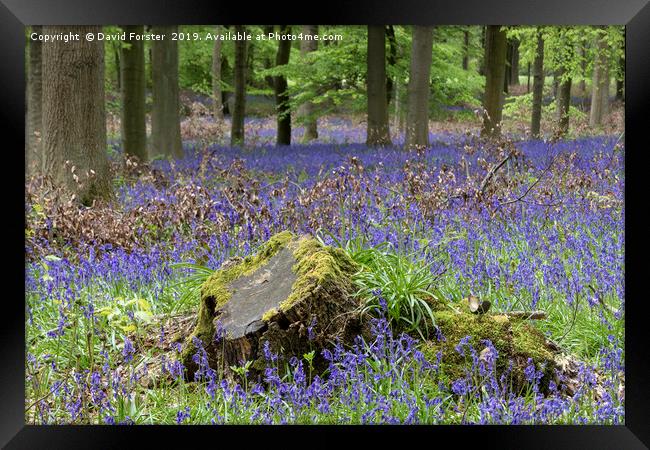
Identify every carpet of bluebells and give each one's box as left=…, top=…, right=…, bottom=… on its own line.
left=25, top=119, right=624, bottom=424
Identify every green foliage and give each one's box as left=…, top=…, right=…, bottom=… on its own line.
left=354, top=250, right=440, bottom=340
left=168, top=262, right=215, bottom=313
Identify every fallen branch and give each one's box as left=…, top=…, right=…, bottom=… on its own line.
left=497, top=153, right=558, bottom=208
left=478, top=150, right=514, bottom=195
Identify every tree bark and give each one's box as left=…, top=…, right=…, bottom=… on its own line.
left=386, top=25, right=397, bottom=104
left=42, top=25, right=112, bottom=205
left=113, top=42, right=121, bottom=90
left=366, top=25, right=391, bottom=147
left=615, top=54, right=624, bottom=101
left=151, top=26, right=182, bottom=159
left=231, top=26, right=247, bottom=146
left=557, top=70, right=572, bottom=136
left=405, top=25, right=434, bottom=149
left=212, top=25, right=224, bottom=121
left=120, top=25, right=147, bottom=161
left=589, top=29, right=608, bottom=127
left=462, top=28, right=470, bottom=70
left=481, top=25, right=507, bottom=138
left=531, top=30, right=545, bottom=138
left=299, top=25, right=318, bottom=142
left=510, top=39, right=520, bottom=85
left=526, top=62, right=531, bottom=93
left=274, top=26, right=292, bottom=146
left=26, top=26, right=43, bottom=176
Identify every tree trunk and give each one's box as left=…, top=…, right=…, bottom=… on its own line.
left=531, top=30, right=545, bottom=138
left=231, top=26, right=247, bottom=146
left=600, top=61, right=610, bottom=118
left=299, top=25, right=318, bottom=142
left=579, top=45, right=587, bottom=97
left=478, top=26, right=480, bottom=76
left=504, top=40, right=512, bottom=92
left=41, top=25, right=112, bottom=205
left=26, top=26, right=43, bottom=176
left=557, top=71, right=572, bottom=136
left=615, top=54, right=624, bottom=101
left=527, top=62, right=531, bottom=93
left=366, top=25, right=391, bottom=147
left=212, top=25, right=224, bottom=121
left=113, top=42, right=121, bottom=90
left=462, top=28, right=470, bottom=70
left=481, top=25, right=507, bottom=138
left=386, top=25, right=397, bottom=104
left=589, top=30, right=608, bottom=127
left=510, top=39, right=520, bottom=85
left=120, top=25, right=147, bottom=161
left=151, top=26, right=182, bottom=159
left=275, top=26, right=292, bottom=146
left=405, top=25, right=434, bottom=149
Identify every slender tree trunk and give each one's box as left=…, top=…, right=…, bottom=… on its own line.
left=212, top=26, right=224, bottom=120
left=481, top=25, right=507, bottom=138
left=299, top=25, right=318, bottom=142
left=531, top=30, right=545, bottom=138
left=262, top=26, right=276, bottom=91
left=26, top=26, right=43, bottom=176
left=405, top=26, right=434, bottom=149
left=589, top=30, right=608, bottom=127
left=42, top=25, right=111, bottom=205
left=510, top=39, right=520, bottom=85
left=366, top=25, right=391, bottom=146
left=526, top=62, right=531, bottom=93
left=386, top=25, right=397, bottom=105
left=600, top=61, right=610, bottom=118
left=231, top=26, right=247, bottom=146
left=504, top=40, right=512, bottom=92
left=275, top=25, right=292, bottom=146
left=615, top=55, right=624, bottom=101
left=151, top=26, right=182, bottom=159
left=120, top=25, right=147, bottom=161
left=579, top=44, right=587, bottom=97
left=462, top=28, right=470, bottom=70
left=557, top=71, right=572, bottom=136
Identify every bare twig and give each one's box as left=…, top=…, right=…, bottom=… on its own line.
left=497, top=153, right=558, bottom=208
left=478, top=150, right=514, bottom=195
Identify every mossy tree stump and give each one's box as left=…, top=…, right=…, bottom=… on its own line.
left=419, top=299, right=563, bottom=394
left=182, top=231, right=366, bottom=380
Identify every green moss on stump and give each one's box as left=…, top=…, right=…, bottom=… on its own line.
left=182, top=231, right=294, bottom=364
left=182, top=231, right=359, bottom=371
left=419, top=310, right=556, bottom=392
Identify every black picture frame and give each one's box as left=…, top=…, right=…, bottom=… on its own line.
left=3, top=0, right=648, bottom=447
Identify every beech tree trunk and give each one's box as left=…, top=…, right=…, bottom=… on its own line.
left=299, top=25, right=318, bottom=142
left=120, top=25, right=147, bottom=161
left=212, top=25, right=224, bottom=121
left=366, top=25, right=391, bottom=147
left=405, top=25, right=434, bottom=149
left=557, top=70, right=572, bottom=136
left=231, top=26, right=247, bottom=146
left=26, top=26, right=43, bottom=176
left=151, top=26, right=182, bottom=159
left=41, top=25, right=112, bottom=205
left=275, top=26, right=292, bottom=146
left=531, top=30, right=545, bottom=138
left=386, top=25, right=397, bottom=104
left=589, top=30, right=608, bottom=127
left=462, top=28, right=470, bottom=70
left=481, top=25, right=507, bottom=138
left=510, top=39, right=520, bottom=85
